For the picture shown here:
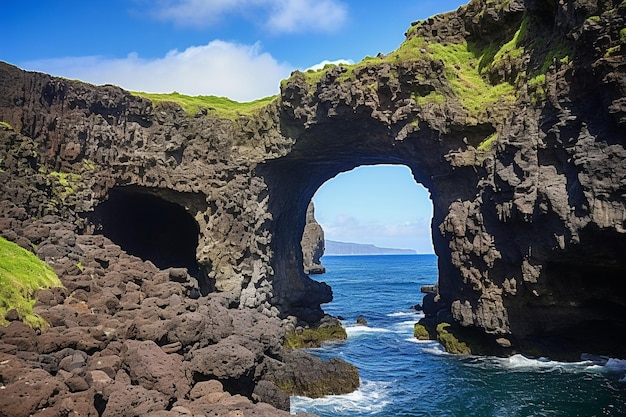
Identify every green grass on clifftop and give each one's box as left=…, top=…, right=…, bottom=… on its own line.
left=0, top=237, right=62, bottom=329
left=131, top=91, right=278, bottom=119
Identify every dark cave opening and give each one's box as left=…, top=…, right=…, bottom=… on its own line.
left=90, top=187, right=200, bottom=277
left=538, top=260, right=626, bottom=356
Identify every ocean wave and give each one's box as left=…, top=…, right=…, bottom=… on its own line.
left=389, top=320, right=421, bottom=334
left=345, top=325, right=391, bottom=336
left=421, top=343, right=448, bottom=355
left=464, top=354, right=626, bottom=379
left=386, top=311, right=423, bottom=318
left=290, top=380, right=391, bottom=415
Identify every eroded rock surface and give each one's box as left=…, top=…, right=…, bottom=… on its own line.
left=1, top=0, right=625, bottom=382
left=301, top=202, right=326, bottom=274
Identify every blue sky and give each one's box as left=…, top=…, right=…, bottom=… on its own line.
left=2, top=0, right=468, bottom=253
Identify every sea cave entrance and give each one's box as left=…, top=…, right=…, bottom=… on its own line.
left=89, top=186, right=201, bottom=277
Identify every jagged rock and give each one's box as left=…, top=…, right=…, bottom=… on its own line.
left=301, top=202, right=326, bottom=274
left=264, top=350, right=360, bottom=398
left=252, top=380, right=291, bottom=411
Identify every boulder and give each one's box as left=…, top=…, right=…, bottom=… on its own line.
left=263, top=350, right=360, bottom=398
left=123, top=339, right=190, bottom=398
left=187, top=337, right=257, bottom=381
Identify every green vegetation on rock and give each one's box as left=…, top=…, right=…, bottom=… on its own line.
left=0, top=121, right=13, bottom=130
left=414, top=322, right=433, bottom=340
left=414, top=91, right=446, bottom=106
left=284, top=322, right=348, bottom=349
left=132, top=91, right=277, bottom=119
left=0, top=236, right=62, bottom=329
left=427, top=41, right=517, bottom=117
left=270, top=360, right=360, bottom=398
left=477, top=133, right=498, bottom=152
left=436, top=322, right=472, bottom=354
left=38, top=168, right=82, bottom=203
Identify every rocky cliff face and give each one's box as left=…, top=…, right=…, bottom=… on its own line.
left=1, top=0, right=625, bottom=361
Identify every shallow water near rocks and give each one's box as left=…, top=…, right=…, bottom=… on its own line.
left=290, top=255, right=626, bottom=416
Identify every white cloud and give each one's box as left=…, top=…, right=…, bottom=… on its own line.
left=319, top=215, right=433, bottom=252
left=305, top=58, right=354, bottom=72
left=264, top=0, right=347, bottom=33
left=149, top=0, right=246, bottom=27
left=21, top=41, right=294, bottom=102
left=146, top=0, right=347, bottom=33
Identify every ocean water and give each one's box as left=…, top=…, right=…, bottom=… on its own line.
left=291, top=254, right=626, bottom=417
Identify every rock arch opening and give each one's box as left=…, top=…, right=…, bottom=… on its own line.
left=258, top=153, right=440, bottom=323
left=89, top=186, right=201, bottom=277
left=310, top=164, right=434, bottom=257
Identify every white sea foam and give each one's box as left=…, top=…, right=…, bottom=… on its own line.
left=290, top=380, right=391, bottom=415
left=405, top=337, right=438, bottom=345
left=421, top=343, right=448, bottom=355
left=390, top=320, right=420, bottom=334
left=345, top=325, right=391, bottom=337
left=387, top=311, right=423, bottom=318
left=466, top=353, right=626, bottom=377
left=505, top=354, right=554, bottom=368
left=603, top=358, right=626, bottom=373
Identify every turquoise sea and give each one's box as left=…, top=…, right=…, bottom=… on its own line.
left=291, top=255, right=626, bottom=417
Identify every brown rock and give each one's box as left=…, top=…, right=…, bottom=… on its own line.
left=187, top=338, right=256, bottom=381
left=0, top=368, right=67, bottom=417
left=123, top=339, right=190, bottom=398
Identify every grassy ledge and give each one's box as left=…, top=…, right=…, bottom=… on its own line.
left=0, top=236, right=62, bottom=329
left=131, top=91, right=278, bottom=120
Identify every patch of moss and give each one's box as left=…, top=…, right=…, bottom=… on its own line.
left=490, top=16, right=528, bottom=67
left=132, top=91, right=278, bottom=120
left=620, top=28, right=626, bottom=43
left=436, top=323, right=472, bottom=354
left=0, top=121, right=13, bottom=130
left=0, top=237, right=62, bottom=329
left=534, top=40, right=572, bottom=74
left=47, top=171, right=81, bottom=198
left=427, top=41, right=516, bottom=116
left=477, top=133, right=498, bottom=152
left=414, top=323, right=434, bottom=340
left=284, top=322, right=347, bottom=349
left=528, top=73, right=547, bottom=105
left=414, top=91, right=446, bottom=106
left=81, top=159, right=96, bottom=171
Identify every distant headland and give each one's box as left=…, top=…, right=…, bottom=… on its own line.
left=324, top=240, right=417, bottom=256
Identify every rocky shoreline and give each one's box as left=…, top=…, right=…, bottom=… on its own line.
left=2, top=0, right=626, bottom=414
left=0, top=209, right=358, bottom=416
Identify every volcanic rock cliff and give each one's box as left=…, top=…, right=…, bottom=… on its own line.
left=1, top=0, right=626, bottom=380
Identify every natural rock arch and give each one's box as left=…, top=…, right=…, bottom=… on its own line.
left=1, top=0, right=626, bottom=358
